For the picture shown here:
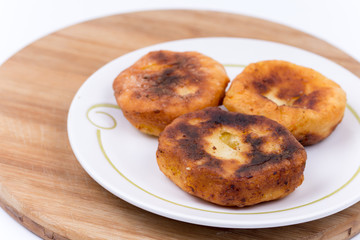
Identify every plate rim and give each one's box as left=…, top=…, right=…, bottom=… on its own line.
left=67, top=37, right=360, bottom=228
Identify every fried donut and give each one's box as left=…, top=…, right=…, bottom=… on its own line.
left=113, top=50, right=229, bottom=136
left=156, top=107, right=306, bottom=207
left=223, top=60, right=346, bottom=146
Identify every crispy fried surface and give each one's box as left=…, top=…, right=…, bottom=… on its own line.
left=113, top=50, right=229, bottom=136
left=223, top=60, right=347, bottom=145
left=156, top=107, right=306, bottom=207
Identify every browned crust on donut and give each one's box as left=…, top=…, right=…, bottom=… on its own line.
left=156, top=107, right=306, bottom=207
left=113, top=50, right=230, bottom=136
left=223, top=60, right=347, bottom=145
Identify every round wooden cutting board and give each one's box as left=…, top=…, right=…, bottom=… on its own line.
left=0, top=10, right=360, bottom=240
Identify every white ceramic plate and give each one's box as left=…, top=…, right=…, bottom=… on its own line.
left=67, top=37, right=360, bottom=228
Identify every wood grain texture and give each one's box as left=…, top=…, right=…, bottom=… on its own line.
left=0, top=10, right=359, bottom=240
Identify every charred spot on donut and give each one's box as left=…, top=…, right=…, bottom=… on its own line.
left=141, top=68, right=182, bottom=97
left=174, top=124, right=206, bottom=161
left=173, top=122, right=225, bottom=171
left=252, top=68, right=306, bottom=104
left=156, top=68, right=181, bottom=85
left=299, top=133, right=323, bottom=146
left=203, top=107, right=257, bottom=129
left=236, top=152, right=280, bottom=177
left=176, top=122, right=200, bottom=139
left=131, top=51, right=209, bottom=99
left=236, top=134, right=302, bottom=176
left=149, top=50, right=191, bottom=66
left=250, top=152, right=280, bottom=165
left=152, top=51, right=203, bottom=79
left=274, top=70, right=305, bottom=99
left=293, top=90, right=321, bottom=110
left=252, top=80, right=269, bottom=94
left=203, top=157, right=223, bottom=169
left=244, top=133, right=264, bottom=147
left=252, top=77, right=276, bottom=94
left=283, top=144, right=302, bottom=159
left=133, top=92, right=142, bottom=99
left=276, top=85, right=304, bottom=100
left=148, top=50, right=169, bottom=64
left=272, top=125, right=289, bottom=138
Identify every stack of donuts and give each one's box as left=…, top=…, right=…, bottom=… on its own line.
left=113, top=50, right=346, bottom=207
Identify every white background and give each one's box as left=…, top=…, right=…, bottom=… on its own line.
left=0, top=0, right=359, bottom=239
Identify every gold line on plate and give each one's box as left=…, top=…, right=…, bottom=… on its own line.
left=223, top=64, right=247, bottom=68
left=86, top=103, right=120, bottom=129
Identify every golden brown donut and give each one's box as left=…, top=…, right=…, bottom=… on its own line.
left=113, top=50, right=229, bottom=136
left=156, top=107, right=307, bottom=207
left=223, top=60, right=346, bottom=146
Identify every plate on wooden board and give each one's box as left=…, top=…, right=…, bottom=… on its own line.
left=67, top=37, right=360, bottom=228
